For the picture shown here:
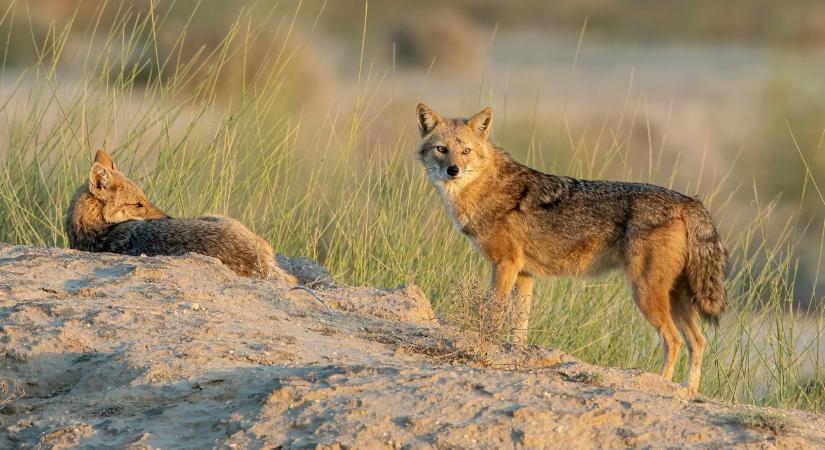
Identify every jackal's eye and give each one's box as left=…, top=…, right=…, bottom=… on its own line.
left=435, top=146, right=448, bottom=154
left=462, top=147, right=471, bottom=155
left=135, top=202, right=144, bottom=209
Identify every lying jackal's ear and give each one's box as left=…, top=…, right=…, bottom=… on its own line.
left=94, top=149, right=118, bottom=171
left=467, top=107, right=493, bottom=140
left=416, top=103, right=443, bottom=137
left=89, top=163, right=113, bottom=195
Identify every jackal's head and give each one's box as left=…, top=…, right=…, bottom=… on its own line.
left=86, top=150, right=168, bottom=223
left=416, top=103, right=493, bottom=187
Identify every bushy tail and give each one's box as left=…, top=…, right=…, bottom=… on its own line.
left=681, top=200, right=728, bottom=324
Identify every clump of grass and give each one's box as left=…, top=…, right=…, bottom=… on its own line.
left=0, top=1, right=822, bottom=416
left=359, top=326, right=476, bottom=364
left=727, top=409, right=799, bottom=435
left=0, top=377, right=24, bottom=411
left=561, top=370, right=605, bottom=385
left=441, top=278, right=514, bottom=362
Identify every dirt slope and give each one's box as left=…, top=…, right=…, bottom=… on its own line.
left=0, top=244, right=823, bottom=449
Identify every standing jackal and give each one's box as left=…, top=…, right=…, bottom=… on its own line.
left=415, top=103, right=727, bottom=390
left=66, top=150, right=294, bottom=281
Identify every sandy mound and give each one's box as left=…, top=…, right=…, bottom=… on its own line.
left=1, top=244, right=823, bottom=449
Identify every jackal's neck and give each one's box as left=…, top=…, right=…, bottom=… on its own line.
left=65, top=187, right=114, bottom=251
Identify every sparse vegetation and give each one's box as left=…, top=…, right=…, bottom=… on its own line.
left=441, top=279, right=513, bottom=362
left=727, top=409, right=800, bottom=435
left=561, top=370, right=605, bottom=385
left=0, top=377, right=24, bottom=413
left=0, top=1, right=822, bottom=414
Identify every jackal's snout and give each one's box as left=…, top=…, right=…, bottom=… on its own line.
left=446, top=165, right=460, bottom=177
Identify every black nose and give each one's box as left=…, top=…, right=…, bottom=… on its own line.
left=447, top=165, right=460, bottom=177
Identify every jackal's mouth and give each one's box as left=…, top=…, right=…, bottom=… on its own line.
left=432, top=172, right=463, bottom=182
left=445, top=169, right=471, bottom=181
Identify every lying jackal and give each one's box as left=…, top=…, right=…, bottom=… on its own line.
left=66, top=150, right=293, bottom=281
left=415, top=103, right=727, bottom=390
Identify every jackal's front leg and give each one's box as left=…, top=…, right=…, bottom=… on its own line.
left=512, top=273, right=534, bottom=345
left=491, top=260, right=522, bottom=344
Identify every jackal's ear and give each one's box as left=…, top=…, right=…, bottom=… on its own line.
left=467, top=107, right=493, bottom=140
left=416, top=103, right=443, bottom=137
left=89, top=162, right=113, bottom=195
left=94, top=149, right=118, bottom=171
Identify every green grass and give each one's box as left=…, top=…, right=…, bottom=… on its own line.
left=0, top=2, right=823, bottom=414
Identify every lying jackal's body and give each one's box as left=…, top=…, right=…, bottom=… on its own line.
left=416, top=103, right=727, bottom=391
left=66, top=150, right=290, bottom=280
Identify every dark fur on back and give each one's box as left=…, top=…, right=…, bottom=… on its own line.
left=453, top=144, right=727, bottom=299
left=97, top=216, right=275, bottom=278
left=495, top=149, right=727, bottom=320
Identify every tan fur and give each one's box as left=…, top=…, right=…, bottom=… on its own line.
left=65, top=150, right=292, bottom=281
left=416, top=104, right=727, bottom=391
left=66, top=151, right=168, bottom=251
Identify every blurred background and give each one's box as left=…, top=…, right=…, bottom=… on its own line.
left=0, top=0, right=823, bottom=409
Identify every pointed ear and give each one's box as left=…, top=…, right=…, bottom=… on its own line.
left=94, top=149, right=117, bottom=171
left=416, top=103, right=443, bottom=137
left=89, top=162, right=112, bottom=195
left=467, top=107, right=493, bottom=140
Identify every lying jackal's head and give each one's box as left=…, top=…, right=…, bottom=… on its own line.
left=86, top=150, right=168, bottom=223
left=416, top=103, right=493, bottom=186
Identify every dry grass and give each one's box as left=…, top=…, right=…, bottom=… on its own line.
left=0, top=377, right=24, bottom=411
left=360, top=326, right=476, bottom=364
left=441, top=279, right=519, bottom=362
left=561, top=370, right=605, bottom=385
left=727, top=409, right=799, bottom=436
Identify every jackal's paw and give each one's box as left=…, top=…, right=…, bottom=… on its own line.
left=683, top=381, right=700, bottom=392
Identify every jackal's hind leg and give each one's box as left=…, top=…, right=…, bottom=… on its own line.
left=671, top=277, right=706, bottom=391
left=627, top=219, right=688, bottom=382
left=632, top=284, right=683, bottom=381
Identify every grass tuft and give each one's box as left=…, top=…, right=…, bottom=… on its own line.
left=727, top=410, right=799, bottom=435
left=0, top=377, right=24, bottom=408
left=441, top=278, right=513, bottom=363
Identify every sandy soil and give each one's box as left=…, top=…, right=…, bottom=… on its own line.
left=1, top=244, right=824, bottom=449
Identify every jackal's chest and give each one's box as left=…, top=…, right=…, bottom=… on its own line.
left=434, top=183, right=476, bottom=234
left=443, top=203, right=473, bottom=239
